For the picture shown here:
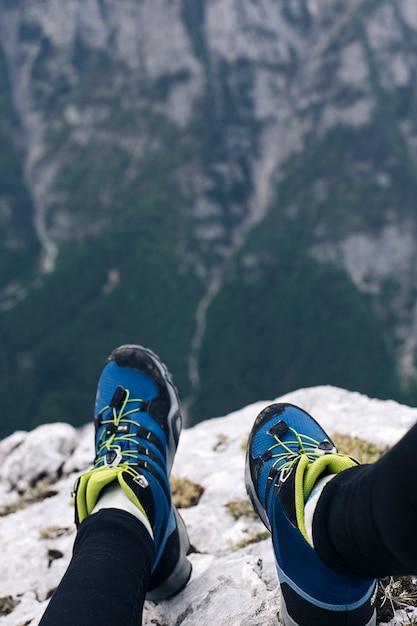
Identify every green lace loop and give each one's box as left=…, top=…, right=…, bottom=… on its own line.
left=95, top=388, right=146, bottom=468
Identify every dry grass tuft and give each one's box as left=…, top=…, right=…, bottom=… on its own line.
left=0, top=480, right=58, bottom=517
left=232, top=531, right=270, bottom=552
left=331, top=433, right=387, bottom=464
left=39, top=525, right=73, bottom=540
left=170, top=476, right=205, bottom=508
left=0, top=596, right=19, bottom=616
left=376, top=576, right=417, bottom=623
left=226, top=498, right=257, bottom=520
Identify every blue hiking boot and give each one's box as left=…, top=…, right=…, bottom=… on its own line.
left=73, top=344, right=192, bottom=601
left=245, top=403, right=376, bottom=626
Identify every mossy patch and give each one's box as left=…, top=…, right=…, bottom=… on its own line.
left=0, top=595, right=19, bottom=616
left=226, top=498, right=257, bottom=520
left=232, top=531, right=270, bottom=552
left=331, top=432, right=387, bottom=464
left=170, top=476, right=204, bottom=508
left=39, top=525, right=73, bottom=540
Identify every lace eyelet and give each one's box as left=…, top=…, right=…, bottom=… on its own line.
left=105, top=447, right=123, bottom=468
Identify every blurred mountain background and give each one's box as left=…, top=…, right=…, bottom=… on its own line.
left=1, top=0, right=417, bottom=436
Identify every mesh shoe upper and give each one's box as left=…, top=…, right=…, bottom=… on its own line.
left=73, top=345, right=191, bottom=601
left=245, top=403, right=377, bottom=626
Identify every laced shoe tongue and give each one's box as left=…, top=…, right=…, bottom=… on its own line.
left=294, top=453, right=358, bottom=542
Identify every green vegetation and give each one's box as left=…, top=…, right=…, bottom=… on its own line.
left=194, top=238, right=399, bottom=422
left=0, top=86, right=204, bottom=435
left=2, top=18, right=417, bottom=439
left=190, top=115, right=417, bottom=423
left=0, top=214, right=202, bottom=433
left=1, top=102, right=415, bottom=435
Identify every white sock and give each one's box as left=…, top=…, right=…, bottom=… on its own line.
left=92, top=482, right=153, bottom=538
left=304, top=474, right=336, bottom=546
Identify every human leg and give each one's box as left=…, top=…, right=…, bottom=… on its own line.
left=245, top=403, right=377, bottom=626
left=40, top=345, right=191, bottom=625
left=313, top=421, right=417, bottom=579
left=39, top=509, right=153, bottom=626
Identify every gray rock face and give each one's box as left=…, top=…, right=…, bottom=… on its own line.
left=2, top=0, right=417, bottom=266
left=1, top=0, right=417, bottom=432
left=0, top=423, right=78, bottom=491
left=0, top=386, right=416, bottom=625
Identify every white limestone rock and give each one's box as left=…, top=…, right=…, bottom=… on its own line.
left=0, top=423, right=78, bottom=491
left=0, top=386, right=417, bottom=624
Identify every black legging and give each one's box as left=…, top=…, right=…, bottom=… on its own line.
left=39, top=508, right=154, bottom=626
left=313, top=421, right=417, bottom=579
